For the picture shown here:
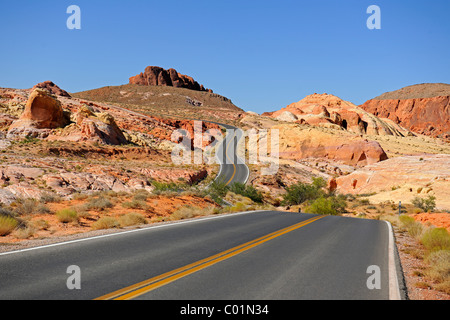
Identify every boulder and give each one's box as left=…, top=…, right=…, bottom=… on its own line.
left=7, top=89, right=65, bottom=138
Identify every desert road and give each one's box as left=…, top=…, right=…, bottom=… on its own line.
left=211, top=122, right=250, bottom=186
left=0, top=210, right=404, bottom=300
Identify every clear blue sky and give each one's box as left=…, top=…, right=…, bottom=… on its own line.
left=1, top=0, right=449, bottom=113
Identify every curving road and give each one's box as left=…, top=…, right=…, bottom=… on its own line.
left=213, top=123, right=249, bottom=186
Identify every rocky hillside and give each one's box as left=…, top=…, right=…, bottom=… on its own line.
left=262, top=93, right=411, bottom=137
left=0, top=82, right=221, bottom=204
left=74, top=84, right=244, bottom=125
left=360, top=83, right=450, bottom=140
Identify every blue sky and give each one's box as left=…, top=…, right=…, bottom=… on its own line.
left=1, top=0, right=449, bottom=113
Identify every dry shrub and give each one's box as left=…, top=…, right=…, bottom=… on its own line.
left=119, top=213, right=147, bottom=227
left=0, top=215, right=18, bottom=236
left=91, top=216, right=119, bottom=230
left=56, top=208, right=78, bottom=223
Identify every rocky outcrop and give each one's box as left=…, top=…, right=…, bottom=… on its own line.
left=360, top=96, right=450, bottom=139
left=273, top=124, right=388, bottom=167
left=329, top=154, right=450, bottom=210
left=31, top=81, right=71, bottom=97
left=129, top=66, right=213, bottom=92
left=7, top=88, right=66, bottom=139
left=264, top=93, right=410, bottom=137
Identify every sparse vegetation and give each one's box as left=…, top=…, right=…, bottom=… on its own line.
left=0, top=215, right=18, bottom=236
left=56, top=208, right=78, bottom=223
left=421, top=228, right=450, bottom=252
left=91, top=216, right=120, bottom=230
left=304, top=195, right=347, bottom=215
left=118, top=213, right=147, bottom=227
left=282, top=177, right=327, bottom=206
left=229, top=182, right=264, bottom=203
left=84, top=196, right=114, bottom=211
left=412, top=195, right=436, bottom=213
left=381, top=213, right=450, bottom=295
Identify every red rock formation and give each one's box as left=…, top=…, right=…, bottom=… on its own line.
left=129, top=66, right=213, bottom=93
left=264, top=93, right=409, bottom=136
left=7, top=89, right=66, bottom=138
left=360, top=96, right=450, bottom=139
left=32, top=81, right=71, bottom=97
left=274, top=124, right=388, bottom=167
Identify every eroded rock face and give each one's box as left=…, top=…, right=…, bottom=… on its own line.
left=263, top=93, right=410, bottom=136
left=330, top=154, right=450, bottom=210
left=129, top=66, right=213, bottom=93
left=274, top=124, right=388, bottom=167
left=360, top=96, right=450, bottom=139
left=7, top=89, right=66, bottom=139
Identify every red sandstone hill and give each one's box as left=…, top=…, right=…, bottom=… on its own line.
left=359, top=83, right=450, bottom=139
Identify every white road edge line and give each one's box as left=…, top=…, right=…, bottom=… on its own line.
left=0, top=210, right=269, bottom=257
left=385, top=221, right=401, bottom=300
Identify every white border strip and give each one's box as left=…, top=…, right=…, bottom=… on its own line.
left=385, top=221, right=401, bottom=300
left=0, top=210, right=268, bottom=257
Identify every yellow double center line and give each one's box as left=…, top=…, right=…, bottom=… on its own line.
left=95, top=215, right=324, bottom=300
left=225, top=130, right=237, bottom=186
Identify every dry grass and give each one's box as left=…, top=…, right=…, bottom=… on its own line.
left=0, top=215, right=18, bottom=236
left=91, top=216, right=120, bottom=230
left=118, top=213, right=148, bottom=227
left=381, top=213, right=450, bottom=295
left=169, top=206, right=217, bottom=221
left=56, top=208, right=78, bottom=223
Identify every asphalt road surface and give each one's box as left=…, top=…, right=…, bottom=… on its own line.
left=0, top=211, right=403, bottom=300
left=211, top=123, right=249, bottom=186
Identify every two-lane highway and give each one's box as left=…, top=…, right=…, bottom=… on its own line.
left=0, top=211, right=403, bottom=300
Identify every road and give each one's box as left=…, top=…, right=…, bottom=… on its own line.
left=0, top=211, right=403, bottom=300
left=210, top=122, right=250, bottom=186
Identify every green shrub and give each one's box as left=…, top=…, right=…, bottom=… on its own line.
left=304, top=196, right=346, bottom=215
left=56, top=208, right=78, bottom=223
left=282, top=178, right=326, bottom=206
left=203, top=179, right=230, bottom=204
left=412, top=195, right=436, bottom=212
left=0, top=215, right=18, bottom=236
left=229, top=183, right=263, bottom=203
left=91, top=216, right=120, bottom=230
left=152, top=181, right=185, bottom=194
left=421, top=228, right=450, bottom=252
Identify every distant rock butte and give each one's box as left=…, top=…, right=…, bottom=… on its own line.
left=263, top=93, right=410, bottom=137
left=360, top=84, right=450, bottom=139
left=129, top=66, right=213, bottom=93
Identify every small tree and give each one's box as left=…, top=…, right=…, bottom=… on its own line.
left=412, top=195, right=436, bottom=213
left=282, top=179, right=326, bottom=206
